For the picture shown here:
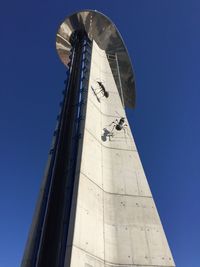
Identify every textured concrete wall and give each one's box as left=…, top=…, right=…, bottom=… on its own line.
left=65, top=41, right=175, bottom=267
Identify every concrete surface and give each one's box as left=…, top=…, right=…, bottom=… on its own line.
left=65, top=41, right=175, bottom=267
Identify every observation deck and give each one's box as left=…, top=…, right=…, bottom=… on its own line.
left=56, top=10, right=136, bottom=108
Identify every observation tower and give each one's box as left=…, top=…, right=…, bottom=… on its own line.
left=22, top=10, right=175, bottom=267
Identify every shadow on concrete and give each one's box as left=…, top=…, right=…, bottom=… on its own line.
left=101, top=128, right=113, bottom=142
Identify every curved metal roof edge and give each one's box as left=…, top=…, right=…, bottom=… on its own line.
left=55, top=9, right=136, bottom=108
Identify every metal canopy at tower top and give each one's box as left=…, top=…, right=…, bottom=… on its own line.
left=56, top=10, right=136, bottom=109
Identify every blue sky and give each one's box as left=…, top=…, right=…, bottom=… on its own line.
left=0, top=0, right=200, bottom=266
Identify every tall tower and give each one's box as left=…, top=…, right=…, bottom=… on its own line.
left=22, top=10, right=175, bottom=267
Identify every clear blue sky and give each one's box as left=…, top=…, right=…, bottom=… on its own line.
left=0, top=1, right=199, bottom=266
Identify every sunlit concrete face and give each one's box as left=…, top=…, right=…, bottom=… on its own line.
left=65, top=41, right=175, bottom=267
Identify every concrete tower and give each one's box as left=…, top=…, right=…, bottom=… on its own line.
left=22, top=10, right=175, bottom=267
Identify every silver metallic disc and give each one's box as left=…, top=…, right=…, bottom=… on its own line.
left=56, top=10, right=136, bottom=108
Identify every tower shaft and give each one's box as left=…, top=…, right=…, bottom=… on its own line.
left=22, top=10, right=175, bottom=267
